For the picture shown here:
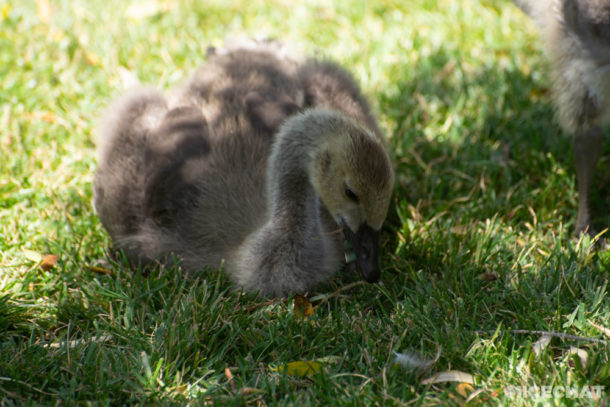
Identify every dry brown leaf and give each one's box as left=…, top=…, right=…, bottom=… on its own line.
left=40, top=254, right=59, bottom=271
left=173, top=384, right=187, bottom=395
left=422, top=370, right=475, bottom=385
left=479, top=272, right=498, bottom=282
left=293, top=294, right=313, bottom=318
left=24, top=111, right=60, bottom=124
left=224, top=367, right=236, bottom=392
left=85, top=265, right=112, bottom=276
left=455, top=382, right=474, bottom=397
left=239, top=387, right=265, bottom=396
left=84, top=51, right=102, bottom=66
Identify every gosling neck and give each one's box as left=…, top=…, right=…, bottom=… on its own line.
left=266, top=109, right=340, bottom=232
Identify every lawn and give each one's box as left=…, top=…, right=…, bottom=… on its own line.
left=1, top=0, right=609, bottom=405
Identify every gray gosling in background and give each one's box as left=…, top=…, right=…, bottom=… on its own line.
left=93, top=40, right=395, bottom=297
left=511, top=0, right=610, bottom=236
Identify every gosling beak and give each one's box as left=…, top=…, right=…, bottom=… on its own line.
left=343, top=223, right=381, bottom=283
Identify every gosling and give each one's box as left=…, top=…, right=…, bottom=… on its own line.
left=512, top=0, right=610, bottom=236
left=93, top=40, right=395, bottom=297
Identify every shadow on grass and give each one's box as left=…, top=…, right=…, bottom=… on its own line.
left=0, top=257, right=266, bottom=403
left=381, top=46, right=610, bottom=235
left=376, top=46, right=610, bottom=335
left=364, top=49, right=610, bottom=393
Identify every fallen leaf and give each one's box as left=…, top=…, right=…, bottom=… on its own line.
left=224, top=367, right=233, bottom=380
left=293, top=294, right=313, bottom=318
left=456, top=382, right=474, bottom=397
left=84, top=51, right=102, bottom=66
left=479, top=272, right=498, bottom=282
left=24, top=111, right=58, bottom=123
left=465, top=388, right=485, bottom=403
left=273, top=361, right=323, bottom=377
left=224, top=367, right=236, bottom=392
left=40, top=254, right=58, bottom=271
left=239, top=387, right=265, bottom=396
left=85, top=265, right=112, bottom=276
left=172, top=384, right=187, bottom=395
left=532, top=334, right=552, bottom=357
left=23, top=249, right=43, bottom=263
left=569, top=346, right=588, bottom=368
left=422, top=370, right=475, bottom=385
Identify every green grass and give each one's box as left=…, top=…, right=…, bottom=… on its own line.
left=1, top=0, right=609, bottom=405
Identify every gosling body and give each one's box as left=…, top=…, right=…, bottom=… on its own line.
left=512, top=0, right=610, bottom=234
left=93, top=41, right=394, bottom=296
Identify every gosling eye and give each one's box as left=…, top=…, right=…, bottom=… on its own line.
left=344, top=185, right=359, bottom=203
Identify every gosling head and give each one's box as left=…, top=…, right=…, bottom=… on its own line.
left=309, top=110, right=395, bottom=283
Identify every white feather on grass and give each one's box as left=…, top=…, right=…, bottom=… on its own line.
left=393, top=347, right=441, bottom=371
